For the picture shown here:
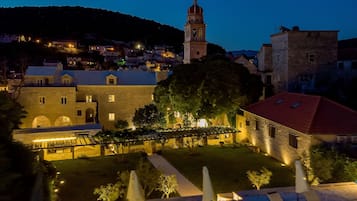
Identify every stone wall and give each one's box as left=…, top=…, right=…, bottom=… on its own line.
left=17, top=84, right=155, bottom=130
left=271, top=33, right=289, bottom=92
left=18, top=86, right=97, bottom=128
left=271, top=30, right=338, bottom=93
left=257, top=45, right=273, bottom=72
left=76, top=85, right=155, bottom=129
left=245, top=111, right=313, bottom=165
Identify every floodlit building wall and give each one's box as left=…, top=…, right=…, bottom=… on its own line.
left=17, top=87, right=97, bottom=128
left=76, top=85, right=155, bottom=129
left=235, top=113, right=249, bottom=142
left=244, top=111, right=313, bottom=165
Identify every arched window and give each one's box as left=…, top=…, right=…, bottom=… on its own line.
left=32, top=115, right=51, bottom=128
left=54, top=116, right=72, bottom=127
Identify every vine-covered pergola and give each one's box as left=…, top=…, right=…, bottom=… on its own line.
left=94, top=126, right=238, bottom=145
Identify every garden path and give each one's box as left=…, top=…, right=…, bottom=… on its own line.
left=148, top=153, right=203, bottom=197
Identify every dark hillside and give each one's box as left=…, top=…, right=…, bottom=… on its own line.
left=0, top=6, right=184, bottom=49
left=339, top=38, right=357, bottom=48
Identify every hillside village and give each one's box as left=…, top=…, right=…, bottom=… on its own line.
left=0, top=1, right=357, bottom=201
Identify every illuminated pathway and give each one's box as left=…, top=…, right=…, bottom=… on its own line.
left=148, top=154, right=203, bottom=197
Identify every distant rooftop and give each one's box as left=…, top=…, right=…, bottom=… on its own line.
left=63, top=70, right=158, bottom=85
left=26, top=66, right=57, bottom=76
left=25, top=66, right=159, bottom=85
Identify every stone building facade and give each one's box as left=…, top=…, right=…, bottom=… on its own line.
left=238, top=92, right=357, bottom=165
left=257, top=44, right=273, bottom=97
left=18, top=86, right=97, bottom=128
left=258, top=27, right=338, bottom=93
left=336, top=40, right=357, bottom=91
left=17, top=64, right=166, bottom=130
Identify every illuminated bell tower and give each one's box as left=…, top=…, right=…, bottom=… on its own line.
left=183, top=0, right=207, bottom=64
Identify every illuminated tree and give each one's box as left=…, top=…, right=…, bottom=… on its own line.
left=307, top=145, right=357, bottom=183
left=344, top=160, right=357, bottom=181
left=93, top=170, right=129, bottom=201
left=132, top=104, right=166, bottom=128
left=157, top=174, right=178, bottom=199
left=136, top=158, right=160, bottom=198
left=114, top=119, right=129, bottom=130
left=246, top=167, right=272, bottom=190
left=93, top=183, right=121, bottom=201
left=154, top=59, right=263, bottom=124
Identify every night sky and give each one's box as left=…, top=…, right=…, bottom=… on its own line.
left=1, top=0, right=357, bottom=51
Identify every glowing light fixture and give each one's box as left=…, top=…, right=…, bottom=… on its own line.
left=32, top=137, right=76, bottom=143
left=197, top=119, right=208, bottom=127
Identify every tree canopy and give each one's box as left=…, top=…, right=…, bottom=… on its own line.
left=0, top=92, right=31, bottom=201
left=0, top=91, right=27, bottom=141
left=132, top=104, right=166, bottom=129
left=154, top=59, right=263, bottom=120
left=307, top=145, right=357, bottom=183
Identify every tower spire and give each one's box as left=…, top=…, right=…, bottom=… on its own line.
left=193, top=0, right=198, bottom=13
left=184, top=0, right=207, bottom=64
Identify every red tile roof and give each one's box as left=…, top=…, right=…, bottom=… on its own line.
left=245, top=93, right=357, bottom=135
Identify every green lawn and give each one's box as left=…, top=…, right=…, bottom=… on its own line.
left=52, top=154, right=143, bottom=201
left=51, top=145, right=295, bottom=200
left=161, top=145, right=295, bottom=193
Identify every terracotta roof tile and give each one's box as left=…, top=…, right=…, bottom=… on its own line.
left=245, top=92, right=357, bottom=135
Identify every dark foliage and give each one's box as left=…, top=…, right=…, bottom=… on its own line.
left=0, top=42, right=68, bottom=72
left=132, top=104, right=166, bottom=129
left=0, top=92, right=35, bottom=201
left=207, top=43, right=226, bottom=56
left=154, top=59, right=263, bottom=120
left=338, top=38, right=357, bottom=48
left=0, top=91, right=27, bottom=141
left=114, top=119, right=129, bottom=130
left=310, top=144, right=357, bottom=183
left=0, top=141, right=35, bottom=201
left=0, top=6, right=184, bottom=50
